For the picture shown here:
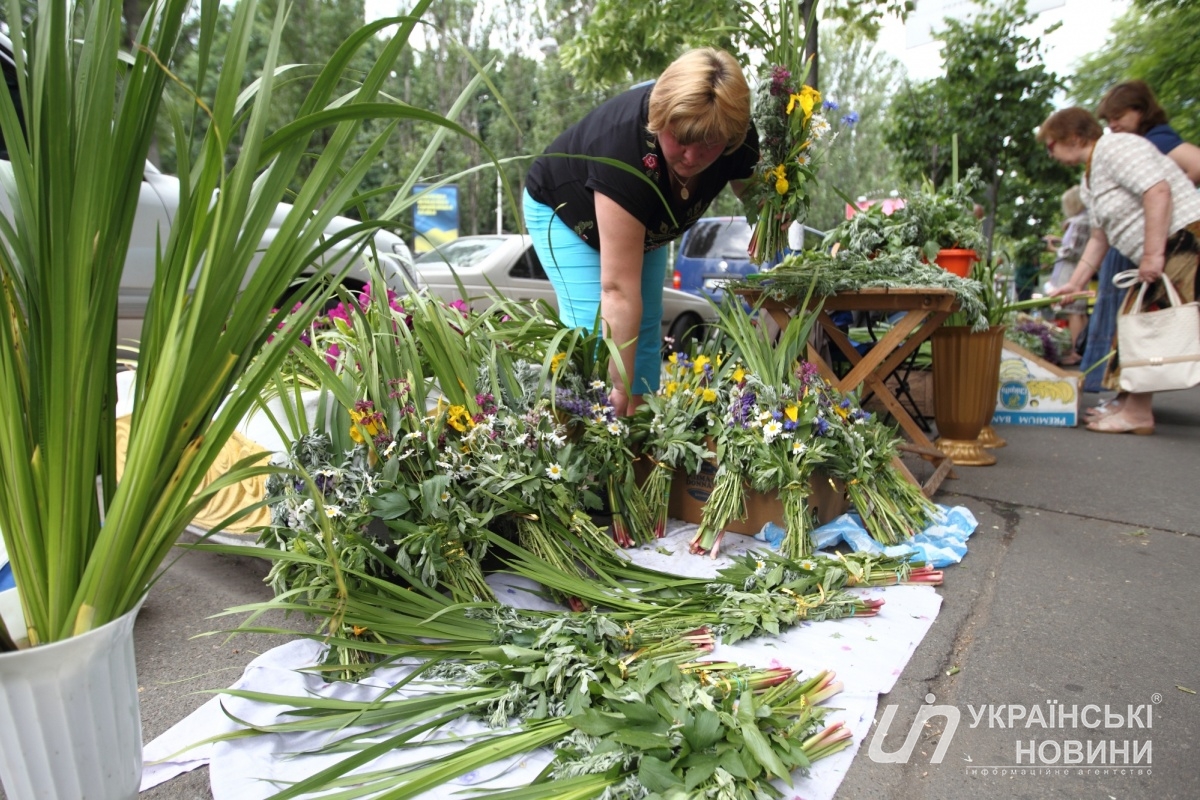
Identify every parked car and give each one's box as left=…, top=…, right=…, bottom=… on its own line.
left=0, top=34, right=416, bottom=348
left=672, top=216, right=825, bottom=303
left=414, top=234, right=717, bottom=350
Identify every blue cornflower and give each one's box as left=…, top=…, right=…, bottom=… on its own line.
left=823, top=99, right=839, bottom=111
left=814, top=416, right=830, bottom=436
left=841, top=111, right=860, bottom=126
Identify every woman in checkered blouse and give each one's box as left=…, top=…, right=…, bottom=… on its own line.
left=1039, top=106, right=1200, bottom=435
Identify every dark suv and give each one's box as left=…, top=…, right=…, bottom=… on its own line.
left=672, top=216, right=824, bottom=303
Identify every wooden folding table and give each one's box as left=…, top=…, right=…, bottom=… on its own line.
left=740, top=287, right=959, bottom=497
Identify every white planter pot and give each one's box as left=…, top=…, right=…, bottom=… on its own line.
left=0, top=600, right=143, bottom=800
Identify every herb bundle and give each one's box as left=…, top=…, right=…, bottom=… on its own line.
left=734, top=247, right=990, bottom=331
left=826, top=168, right=986, bottom=262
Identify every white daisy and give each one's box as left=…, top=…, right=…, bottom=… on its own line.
left=792, top=441, right=807, bottom=456
left=545, top=463, right=564, bottom=480
left=607, top=422, right=623, bottom=436
left=763, top=420, right=783, bottom=443
left=324, top=505, right=344, bottom=518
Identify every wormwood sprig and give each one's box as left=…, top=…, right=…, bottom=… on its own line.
left=204, top=574, right=853, bottom=799
left=735, top=247, right=989, bottom=331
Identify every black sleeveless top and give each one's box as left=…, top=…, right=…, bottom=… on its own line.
left=525, top=84, right=759, bottom=252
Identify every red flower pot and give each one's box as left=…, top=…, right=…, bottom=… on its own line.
left=934, top=248, right=977, bottom=278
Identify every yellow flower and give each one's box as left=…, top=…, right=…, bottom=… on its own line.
left=771, top=163, right=788, bottom=195
left=551, top=352, right=567, bottom=372
left=733, top=366, right=745, bottom=383
left=693, top=354, right=711, bottom=375
left=446, top=404, right=473, bottom=432
left=784, top=405, right=799, bottom=423
left=665, top=381, right=679, bottom=398
left=702, top=388, right=717, bottom=403
left=787, top=86, right=821, bottom=120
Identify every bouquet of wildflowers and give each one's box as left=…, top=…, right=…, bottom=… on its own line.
left=743, top=65, right=829, bottom=265
left=630, top=350, right=718, bottom=538
left=820, top=395, right=939, bottom=546
left=742, top=364, right=835, bottom=560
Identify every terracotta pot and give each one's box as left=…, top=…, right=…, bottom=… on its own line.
left=934, top=248, right=978, bottom=278
left=931, top=325, right=1006, bottom=466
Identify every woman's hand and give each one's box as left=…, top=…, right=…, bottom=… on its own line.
left=608, top=383, right=632, bottom=417
left=1137, top=252, right=1166, bottom=283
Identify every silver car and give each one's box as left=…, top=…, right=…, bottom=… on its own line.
left=414, top=234, right=717, bottom=350
left=0, top=34, right=416, bottom=349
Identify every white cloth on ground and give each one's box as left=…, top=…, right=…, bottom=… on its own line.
left=141, top=520, right=942, bottom=799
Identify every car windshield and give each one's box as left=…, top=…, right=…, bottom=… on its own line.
left=681, top=220, right=752, bottom=260
left=414, top=236, right=505, bottom=268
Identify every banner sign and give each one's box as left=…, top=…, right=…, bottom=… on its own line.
left=412, top=185, right=458, bottom=253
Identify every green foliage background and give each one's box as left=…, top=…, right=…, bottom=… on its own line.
left=1069, top=0, right=1199, bottom=143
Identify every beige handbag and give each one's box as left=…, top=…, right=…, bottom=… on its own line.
left=1115, top=271, right=1200, bottom=393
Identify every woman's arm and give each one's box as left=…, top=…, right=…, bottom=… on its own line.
left=595, top=192, right=648, bottom=415
left=1167, top=142, right=1200, bottom=185
left=1050, top=227, right=1109, bottom=297
left=1137, top=179, right=1172, bottom=283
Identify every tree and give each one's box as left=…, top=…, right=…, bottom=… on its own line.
left=883, top=1, right=1072, bottom=260
left=1069, top=0, right=1200, bottom=142
left=558, top=0, right=911, bottom=90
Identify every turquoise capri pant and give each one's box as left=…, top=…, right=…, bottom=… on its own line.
left=523, top=188, right=665, bottom=394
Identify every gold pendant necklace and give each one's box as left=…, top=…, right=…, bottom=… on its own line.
left=670, top=168, right=692, bottom=201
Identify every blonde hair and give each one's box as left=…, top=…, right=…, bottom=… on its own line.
left=647, top=48, right=750, bottom=154
left=1061, top=185, right=1085, bottom=218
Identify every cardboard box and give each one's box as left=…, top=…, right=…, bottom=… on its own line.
left=991, top=341, right=1081, bottom=427
left=668, top=461, right=848, bottom=535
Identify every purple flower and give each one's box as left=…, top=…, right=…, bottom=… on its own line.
left=823, top=99, right=840, bottom=112
left=769, top=65, right=792, bottom=96
left=731, top=392, right=757, bottom=428
left=841, top=111, right=860, bottom=126
left=554, top=387, right=592, bottom=418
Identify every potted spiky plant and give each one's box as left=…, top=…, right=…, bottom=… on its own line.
left=0, top=0, right=459, bottom=795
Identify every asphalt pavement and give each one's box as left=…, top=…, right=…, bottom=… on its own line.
left=126, top=385, right=1199, bottom=800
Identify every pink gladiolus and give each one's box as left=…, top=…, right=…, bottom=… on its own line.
left=324, top=343, right=341, bottom=369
